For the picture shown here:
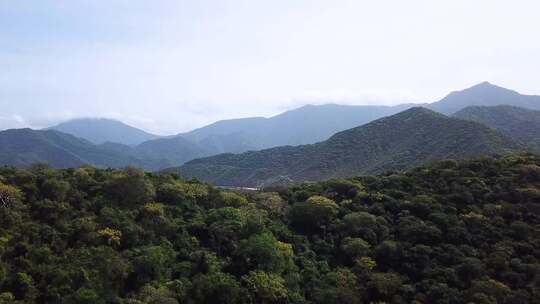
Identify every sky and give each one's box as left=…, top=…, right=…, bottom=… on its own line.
left=1, top=0, right=539, bottom=135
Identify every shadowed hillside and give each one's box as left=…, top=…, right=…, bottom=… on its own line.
left=454, top=105, right=540, bottom=150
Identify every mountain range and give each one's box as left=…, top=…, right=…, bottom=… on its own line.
left=177, top=103, right=414, bottom=151
left=0, top=82, right=539, bottom=180
left=48, top=82, right=540, bottom=163
left=180, top=107, right=522, bottom=187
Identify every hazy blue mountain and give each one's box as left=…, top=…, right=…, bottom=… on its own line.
left=178, top=103, right=413, bottom=149
left=428, top=82, right=540, bottom=114
left=181, top=107, right=521, bottom=187
left=0, top=128, right=165, bottom=169
left=49, top=118, right=160, bottom=146
left=133, top=137, right=215, bottom=168
left=453, top=105, right=540, bottom=150
left=169, top=82, right=539, bottom=157
left=126, top=104, right=414, bottom=166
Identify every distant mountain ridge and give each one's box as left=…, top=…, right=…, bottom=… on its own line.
left=38, top=82, right=540, bottom=167
left=49, top=118, right=160, bottom=146
left=428, top=82, right=540, bottom=114
left=2, top=82, right=539, bottom=171
left=177, top=104, right=414, bottom=150
left=133, top=82, right=540, bottom=162
left=180, top=107, right=522, bottom=187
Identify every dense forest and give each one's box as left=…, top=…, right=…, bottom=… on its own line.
left=0, top=154, right=539, bottom=303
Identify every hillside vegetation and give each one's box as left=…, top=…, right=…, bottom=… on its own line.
left=0, top=129, right=190, bottom=171
left=0, top=129, right=166, bottom=170
left=0, top=154, right=538, bottom=303
left=454, top=105, right=540, bottom=150
left=181, top=108, right=522, bottom=187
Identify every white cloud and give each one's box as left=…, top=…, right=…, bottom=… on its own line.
left=289, top=88, right=420, bottom=107
left=0, top=114, right=31, bottom=130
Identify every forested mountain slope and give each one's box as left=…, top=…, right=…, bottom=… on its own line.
left=0, top=154, right=538, bottom=303
left=454, top=105, right=540, bottom=150
left=181, top=108, right=522, bottom=187
left=0, top=129, right=165, bottom=169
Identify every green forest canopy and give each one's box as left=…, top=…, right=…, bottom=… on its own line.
left=0, top=154, right=539, bottom=303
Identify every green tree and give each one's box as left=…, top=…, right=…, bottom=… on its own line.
left=105, top=167, right=155, bottom=206
left=132, top=243, right=176, bottom=287
left=289, top=196, right=339, bottom=233
left=242, top=270, right=288, bottom=304
left=235, top=232, right=293, bottom=274
left=367, top=272, right=403, bottom=301
left=313, top=268, right=363, bottom=304
left=190, top=272, right=244, bottom=304
left=341, top=237, right=370, bottom=259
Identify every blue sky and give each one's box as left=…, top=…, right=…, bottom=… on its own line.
left=1, top=0, right=539, bottom=134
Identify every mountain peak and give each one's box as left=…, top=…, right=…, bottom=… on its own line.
left=428, top=82, right=538, bottom=114
left=472, top=81, right=495, bottom=88
left=49, top=117, right=159, bottom=145
left=401, top=106, right=435, bottom=114
left=465, top=81, right=514, bottom=93
left=389, top=106, right=444, bottom=119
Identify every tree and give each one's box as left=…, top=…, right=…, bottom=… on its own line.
left=12, top=272, right=38, bottom=301
left=242, top=270, right=288, bottom=304
left=289, top=196, right=339, bottom=233
left=126, top=284, right=179, bottom=304
left=367, top=272, right=403, bottom=301
left=97, top=227, right=122, bottom=247
left=105, top=167, right=155, bottom=206
left=235, top=232, right=293, bottom=274
left=219, top=192, right=249, bottom=208
left=132, top=243, right=176, bottom=287
left=466, top=279, right=510, bottom=304
left=313, top=268, right=363, bottom=304
left=343, top=212, right=377, bottom=232
left=40, top=178, right=70, bottom=201
left=254, top=192, right=287, bottom=218
left=206, top=207, right=248, bottom=255
left=64, top=288, right=105, bottom=304
left=397, top=216, right=442, bottom=245
left=341, top=237, right=370, bottom=259
left=323, top=179, right=364, bottom=199
left=0, top=183, right=22, bottom=207
left=156, top=181, right=208, bottom=205
left=190, top=272, right=244, bottom=304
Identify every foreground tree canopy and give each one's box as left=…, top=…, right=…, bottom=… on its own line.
left=0, top=154, right=539, bottom=303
